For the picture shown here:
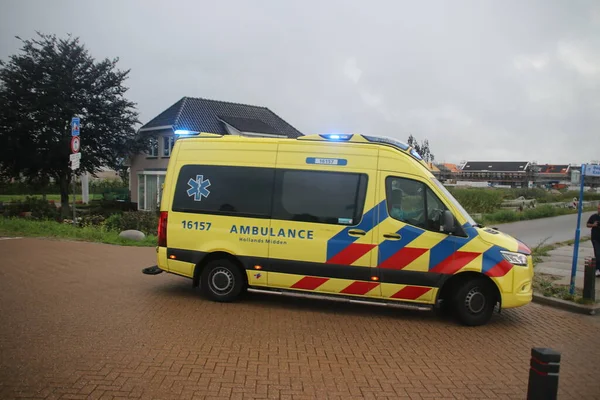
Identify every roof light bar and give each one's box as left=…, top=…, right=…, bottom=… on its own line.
left=174, top=129, right=199, bottom=135
left=319, top=133, right=353, bottom=141
left=362, top=135, right=410, bottom=151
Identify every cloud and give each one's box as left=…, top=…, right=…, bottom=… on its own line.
left=0, top=0, right=598, bottom=164
left=343, top=57, right=362, bottom=84
left=513, top=54, right=549, bottom=71
left=557, top=41, right=600, bottom=77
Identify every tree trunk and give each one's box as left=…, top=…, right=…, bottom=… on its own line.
left=59, top=174, right=71, bottom=218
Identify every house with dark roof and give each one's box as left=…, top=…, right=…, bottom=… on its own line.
left=459, top=161, right=533, bottom=187
left=130, top=96, right=303, bottom=210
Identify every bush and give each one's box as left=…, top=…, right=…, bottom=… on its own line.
left=554, top=190, right=600, bottom=202
left=522, top=205, right=562, bottom=220
left=448, top=188, right=503, bottom=213
left=79, top=214, right=106, bottom=228
left=509, top=188, right=554, bottom=203
left=1, top=196, right=60, bottom=220
left=0, top=177, right=128, bottom=198
left=483, top=209, right=520, bottom=224
left=102, top=211, right=158, bottom=235
left=481, top=204, right=596, bottom=225
left=104, top=213, right=122, bottom=232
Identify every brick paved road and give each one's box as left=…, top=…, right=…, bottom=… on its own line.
left=1, top=238, right=599, bottom=400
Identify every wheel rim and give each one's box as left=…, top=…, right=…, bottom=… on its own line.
left=209, top=267, right=234, bottom=295
left=464, top=287, right=486, bottom=314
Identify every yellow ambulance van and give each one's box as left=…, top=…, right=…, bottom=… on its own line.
left=144, top=133, right=533, bottom=326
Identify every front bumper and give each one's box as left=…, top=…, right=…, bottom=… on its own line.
left=502, top=255, right=534, bottom=308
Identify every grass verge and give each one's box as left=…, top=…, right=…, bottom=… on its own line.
left=531, top=236, right=596, bottom=305
left=0, top=217, right=157, bottom=247
left=532, top=273, right=596, bottom=305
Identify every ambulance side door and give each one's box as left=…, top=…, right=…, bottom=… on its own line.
left=374, top=172, right=468, bottom=304
left=267, top=150, right=381, bottom=298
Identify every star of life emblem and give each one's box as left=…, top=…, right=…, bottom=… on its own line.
left=186, top=175, right=211, bottom=201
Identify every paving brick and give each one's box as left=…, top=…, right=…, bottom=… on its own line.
left=1, top=238, right=599, bottom=399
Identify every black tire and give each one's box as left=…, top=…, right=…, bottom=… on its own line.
left=434, top=297, right=453, bottom=319
left=200, top=259, right=245, bottom=302
left=452, top=278, right=496, bottom=326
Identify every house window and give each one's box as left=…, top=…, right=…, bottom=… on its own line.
left=148, top=137, right=158, bottom=157
left=137, top=172, right=166, bottom=211
left=138, top=173, right=145, bottom=210
left=163, top=136, right=175, bottom=157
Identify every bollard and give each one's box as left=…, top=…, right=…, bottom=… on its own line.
left=583, top=258, right=596, bottom=302
left=526, top=348, right=561, bottom=400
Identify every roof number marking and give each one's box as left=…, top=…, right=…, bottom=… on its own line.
left=306, top=157, right=348, bottom=166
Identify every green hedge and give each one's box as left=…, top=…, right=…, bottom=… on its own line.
left=0, top=178, right=128, bottom=197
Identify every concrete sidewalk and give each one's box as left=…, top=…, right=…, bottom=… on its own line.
left=535, top=238, right=599, bottom=299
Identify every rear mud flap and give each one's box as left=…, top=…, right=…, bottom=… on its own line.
left=142, top=265, right=163, bottom=275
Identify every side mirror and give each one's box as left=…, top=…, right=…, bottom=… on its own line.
left=443, top=210, right=455, bottom=233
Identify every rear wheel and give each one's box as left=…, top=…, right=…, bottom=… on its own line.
left=452, top=278, right=496, bottom=326
left=200, top=259, right=245, bottom=302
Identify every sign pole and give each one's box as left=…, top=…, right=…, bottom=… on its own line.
left=70, top=116, right=81, bottom=226
left=72, top=176, right=76, bottom=226
left=569, top=164, right=585, bottom=295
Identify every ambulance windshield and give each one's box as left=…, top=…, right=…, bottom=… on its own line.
left=430, top=178, right=477, bottom=227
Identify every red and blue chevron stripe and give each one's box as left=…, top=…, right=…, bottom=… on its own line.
left=327, top=205, right=516, bottom=278
left=326, top=200, right=387, bottom=265
left=376, top=222, right=498, bottom=275
left=481, top=245, right=514, bottom=277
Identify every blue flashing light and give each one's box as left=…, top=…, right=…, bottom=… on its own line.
left=174, top=129, right=193, bottom=135
left=319, top=133, right=352, bottom=141
left=410, top=148, right=423, bottom=160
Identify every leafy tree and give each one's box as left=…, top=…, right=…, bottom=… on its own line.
left=0, top=32, right=148, bottom=214
left=407, top=134, right=435, bottom=163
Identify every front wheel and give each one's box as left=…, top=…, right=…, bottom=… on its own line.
left=200, top=259, right=245, bottom=302
left=452, top=278, right=497, bottom=326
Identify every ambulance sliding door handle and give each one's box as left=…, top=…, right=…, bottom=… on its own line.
left=348, top=229, right=366, bottom=236
left=383, top=233, right=401, bottom=240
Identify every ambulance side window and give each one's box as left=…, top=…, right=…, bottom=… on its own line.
left=386, top=177, right=449, bottom=232
left=272, top=169, right=367, bottom=225
left=425, top=187, right=449, bottom=232
left=386, top=177, right=426, bottom=229
left=172, top=164, right=275, bottom=218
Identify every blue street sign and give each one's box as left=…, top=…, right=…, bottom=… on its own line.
left=585, top=164, right=600, bottom=177
left=71, top=117, right=80, bottom=137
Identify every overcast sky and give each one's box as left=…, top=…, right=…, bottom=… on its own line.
left=1, top=0, right=599, bottom=164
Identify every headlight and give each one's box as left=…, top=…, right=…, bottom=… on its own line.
left=501, top=251, right=528, bottom=266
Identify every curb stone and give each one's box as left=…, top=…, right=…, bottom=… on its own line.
left=532, top=292, right=600, bottom=315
